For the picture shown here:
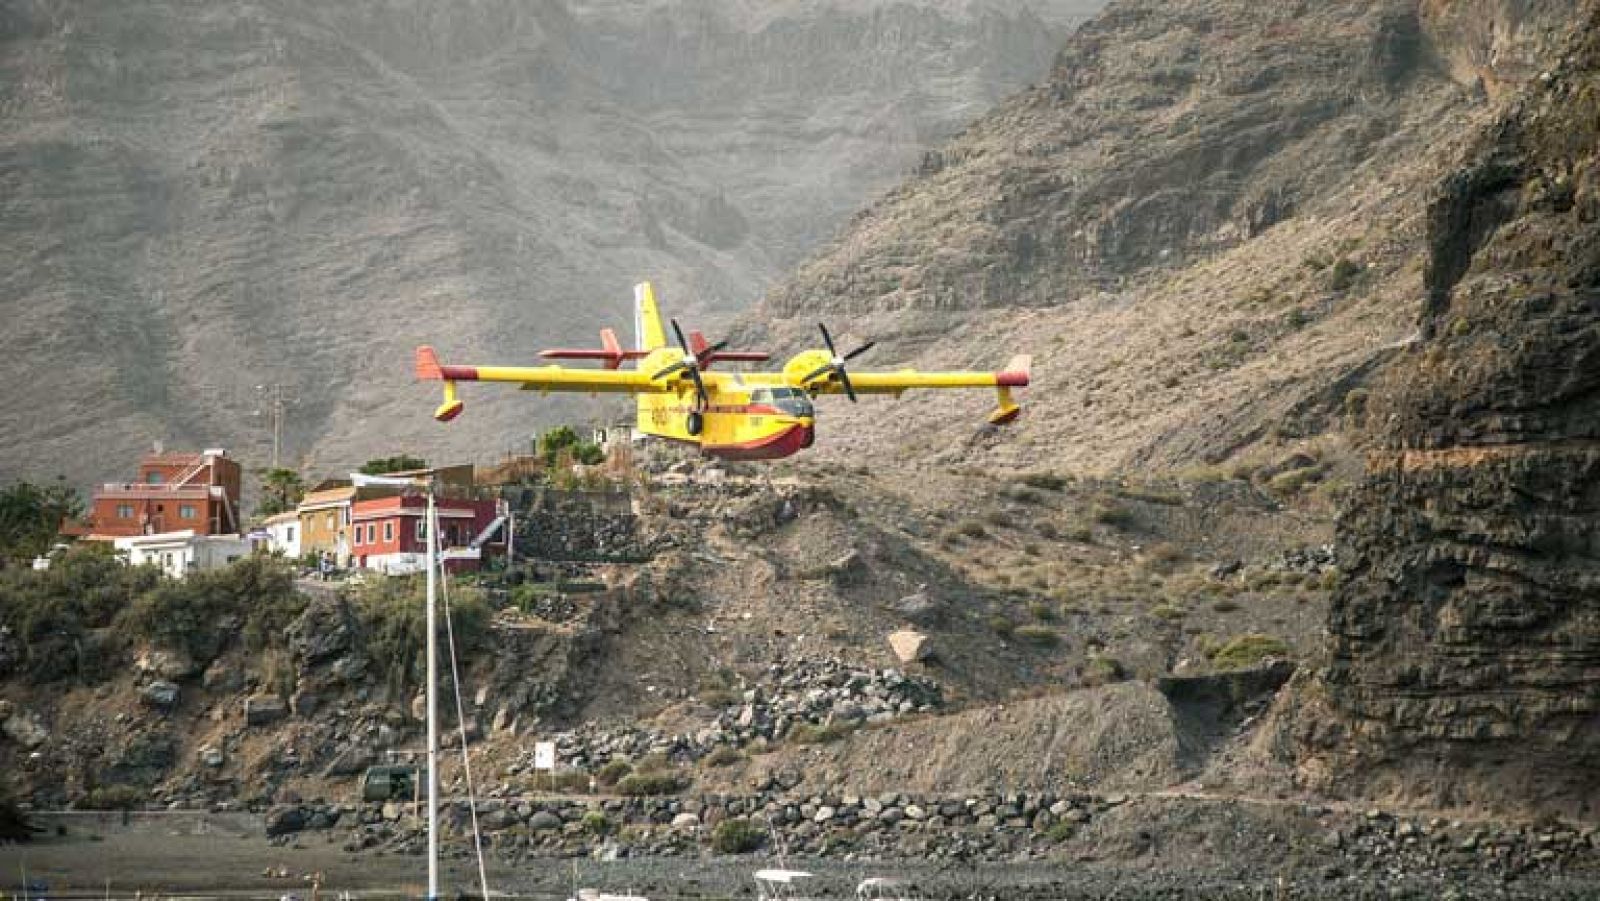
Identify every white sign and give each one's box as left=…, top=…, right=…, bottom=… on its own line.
left=533, top=741, right=556, bottom=771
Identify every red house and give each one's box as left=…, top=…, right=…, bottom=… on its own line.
left=349, top=495, right=504, bottom=574
left=81, top=448, right=243, bottom=538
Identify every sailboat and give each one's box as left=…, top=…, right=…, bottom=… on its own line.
left=351, top=471, right=492, bottom=901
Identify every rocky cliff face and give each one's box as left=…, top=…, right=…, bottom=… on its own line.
left=0, top=0, right=1094, bottom=484
left=1301, top=1, right=1600, bottom=818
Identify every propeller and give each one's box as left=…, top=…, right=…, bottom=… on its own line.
left=651, top=318, right=729, bottom=409
left=801, top=323, right=875, bottom=402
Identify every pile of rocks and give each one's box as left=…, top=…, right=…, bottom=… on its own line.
left=509, top=659, right=942, bottom=774
left=335, top=789, right=1113, bottom=862
left=1330, top=809, right=1600, bottom=880
left=1273, top=544, right=1336, bottom=575
left=713, top=658, right=943, bottom=744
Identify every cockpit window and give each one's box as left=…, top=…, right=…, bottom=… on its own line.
left=751, top=387, right=812, bottom=416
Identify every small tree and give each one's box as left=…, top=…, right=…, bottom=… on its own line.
left=0, top=478, right=81, bottom=563
left=538, top=427, right=581, bottom=466
left=359, top=455, right=427, bottom=476
left=256, top=467, right=305, bottom=517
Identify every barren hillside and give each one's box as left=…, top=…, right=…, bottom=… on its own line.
left=0, top=0, right=1097, bottom=485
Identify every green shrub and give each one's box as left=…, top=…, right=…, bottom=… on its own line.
left=634, top=752, right=672, bottom=774
left=1149, top=603, right=1186, bottom=622
left=1082, top=655, right=1125, bottom=687
left=1211, top=599, right=1241, bottom=613
left=704, top=746, right=743, bottom=767
left=352, top=575, right=489, bottom=697
left=1090, top=498, right=1135, bottom=529
left=958, top=519, right=989, bottom=539
left=595, top=760, right=632, bottom=787
left=698, top=688, right=740, bottom=708
left=1267, top=466, right=1323, bottom=496
left=1021, top=473, right=1068, bottom=492
left=581, top=811, right=614, bottom=836
left=1210, top=633, right=1290, bottom=670
left=120, top=555, right=305, bottom=666
left=616, top=772, right=685, bottom=796
left=711, top=817, right=766, bottom=854
left=1014, top=625, right=1061, bottom=647
left=1028, top=601, right=1055, bottom=622
left=551, top=769, right=591, bottom=792
left=988, top=616, right=1016, bottom=639
left=1045, top=820, right=1077, bottom=843
left=1328, top=257, right=1361, bottom=291
left=0, top=545, right=158, bottom=682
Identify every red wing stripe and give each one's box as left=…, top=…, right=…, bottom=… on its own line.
left=440, top=364, right=480, bottom=380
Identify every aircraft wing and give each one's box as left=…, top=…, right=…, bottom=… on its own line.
left=804, top=355, right=1032, bottom=424
left=416, top=345, right=669, bottom=421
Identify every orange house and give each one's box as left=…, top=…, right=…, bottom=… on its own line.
left=83, top=448, right=242, bottom=538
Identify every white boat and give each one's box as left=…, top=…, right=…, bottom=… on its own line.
left=755, top=868, right=822, bottom=901
left=855, top=877, right=924, bottom=901
left=569, top=891, right=650, bottom=901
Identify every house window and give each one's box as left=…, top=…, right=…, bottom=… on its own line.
left=116, top=504, right=134, bottom=519
left=415, top=519, right=426, bottom=542
left=179, top=504, right=197, bottom=519
left=286, top=526, right=295, bottom=543
left=353, top=527, right=363, bottom=547
left=146, top=471, right=163, bottom=484
left=383, top=522, right=394, bottom=543
left=327, top=513, right=335, bottom=530
left=341, top=507, right=350, bottom=526
left=366, top=524, right=376, bottom=544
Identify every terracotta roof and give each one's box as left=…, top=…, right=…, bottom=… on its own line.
left=298, top=486, right=357, bottom=509
left=262, top=511, right=300, bottom=525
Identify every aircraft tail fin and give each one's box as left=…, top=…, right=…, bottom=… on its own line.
left=634, top=282, right=668, bottom=351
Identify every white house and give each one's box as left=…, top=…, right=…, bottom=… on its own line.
left=114, top=530, right=252, bottom=579
left=261, top=510, right=302, bottom=559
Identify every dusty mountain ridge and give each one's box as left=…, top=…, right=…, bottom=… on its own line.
left=0, top=0, right=1094, bottom=484
left=744, top=0, right=1577, bottom=478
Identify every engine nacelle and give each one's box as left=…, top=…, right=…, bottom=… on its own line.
left=783, top=349, right=834, bottom=389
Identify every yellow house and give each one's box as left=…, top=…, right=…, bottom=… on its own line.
left=298, top=485, right=357, bottom=566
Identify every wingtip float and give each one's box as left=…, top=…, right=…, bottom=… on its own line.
left=415, top=281, right=1030, bottom=461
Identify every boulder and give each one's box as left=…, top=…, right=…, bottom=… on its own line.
left=671, top=812, right=701, bottom=829
left=887, top=630, right=932, bottom=664
left=323, top=743, right=376, bottom=777
left=244, top=695, right=287, bottom=727
left=894, top=590, right=944, bottom=625
left=265, top=805, right=307, bottom=837
left=140, top=680, right=180, bottom=709
left=135, top=647, right=197, bottom=680
left=2, top=710, right=47, bottom=748
left=529, top=810, right=563, bottom=831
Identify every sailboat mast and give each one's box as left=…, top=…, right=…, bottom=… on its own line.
left=425, top=485, right=440, bottom=901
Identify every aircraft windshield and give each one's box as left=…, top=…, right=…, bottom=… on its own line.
left=752, top=388, right=813, bottom=416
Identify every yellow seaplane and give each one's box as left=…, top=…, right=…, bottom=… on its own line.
left=415, top=282, right=1030, bottom=461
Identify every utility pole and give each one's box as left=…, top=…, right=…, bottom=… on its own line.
left=254, top=383, right=298, bottom=469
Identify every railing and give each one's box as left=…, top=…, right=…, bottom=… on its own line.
left=96, top=483, right=212, bottom=498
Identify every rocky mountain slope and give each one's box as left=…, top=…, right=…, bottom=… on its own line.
left=1293, top=0, right=1600, bottom=820
left=743, top=0, right=1575, bottom=480
left=0, top=0, right=1096, bottom=485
